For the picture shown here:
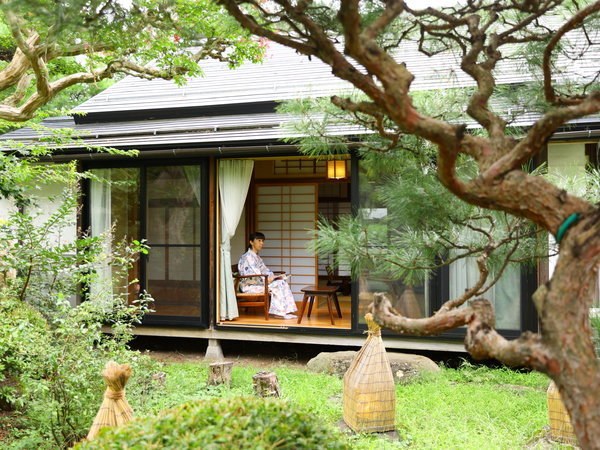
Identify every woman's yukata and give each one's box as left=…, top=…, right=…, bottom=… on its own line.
left=238, top=250, right=297, bottom=317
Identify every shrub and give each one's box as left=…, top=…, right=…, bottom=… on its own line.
left=0, top=128, right=159, bottom=448
left=75, top=396, right=349, bottom=449
left=0, top=181, right=156, bottom=448
left=0, top=294, right=49, bottom=410
left=0, top=291, right=161, bottom=449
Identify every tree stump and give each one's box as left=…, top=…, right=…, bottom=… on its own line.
left=252, top=371, right=281, bottom=398
left=208, top=362, right=233, bottom=387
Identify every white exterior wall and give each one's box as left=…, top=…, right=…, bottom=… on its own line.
left=6, top=180, right=78, bottom=306
left=1, top=179, right=77, bottom=241
left=547, top=142, right=587, bottom=278
left=34, top=182, right=78, bottom=306
left=547, top=142, right=588, bottom=177
left=0, top=198, right=17, bottom=221
left=1, top=180, right=78, bottom=306
left=25, top=181, right=78, bottom=246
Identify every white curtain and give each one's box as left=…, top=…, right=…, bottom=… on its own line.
left=183, top=166, right=202, bottom=206
left=449, top=256, right=520, bottom=329
left=218, top=160, right=254, bottom=320
left=90, top=169, right=113, bottom=302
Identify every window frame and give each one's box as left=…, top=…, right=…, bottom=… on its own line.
left=81, top=158, right=210, bottom=328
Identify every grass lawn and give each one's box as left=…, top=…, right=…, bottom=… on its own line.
left=126, top=358, right=553, bottom=449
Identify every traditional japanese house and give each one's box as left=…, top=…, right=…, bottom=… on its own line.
left=1, top=43, right=598, bottom=353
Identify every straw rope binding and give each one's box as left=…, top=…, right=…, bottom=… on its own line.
left=86, top=361, right=134, bottom=441
left=343, top=313, right=396, bottom=433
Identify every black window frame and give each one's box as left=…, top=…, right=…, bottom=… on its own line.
left=81, top=158, right=210, bottom=328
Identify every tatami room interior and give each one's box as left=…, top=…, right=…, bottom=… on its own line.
left=219, top=156, right=352, bottom=329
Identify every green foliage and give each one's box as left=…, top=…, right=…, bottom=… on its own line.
left=1, top=193, right=98, bottom=310
left=0, top=139, right=158, bottom=448
left=440, top=360, right=550, bottom=388
left=0, top=294, right=48, bottom=404
left=63, top=360, right=550, bottom=450
left=546, top=166, right=600, bottom=204
left=273, top=1, right=597, bottom=293
left=74, top=396, right=348, bottom=450
left=279, top=92, right=547, bottom=287
left=0, top=139, right=78, bottom=207
left=279, top=96, right=353, bottom=157
left=279, top=87, right=470, bottom=157
left=7, top=0, right=263, bottom=71
left=1, top=355, right=553, bottom=449
left=393, top=367, right=548, bottom=449
left=0, top=295, right=160, bottom=449
left=0, top=148, right=150, bottom=318
left=0, top=0, right=265, bottom=125
left=0, top=302, right=158, bottom=449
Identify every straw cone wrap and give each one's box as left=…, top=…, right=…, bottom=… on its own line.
left=86, top=361, right=133, bottom=440
left=396, top=286, right=422, bottom=318
left=343, top=314, right=396, bottom=433
left=547, top=381, right=578, bottom=445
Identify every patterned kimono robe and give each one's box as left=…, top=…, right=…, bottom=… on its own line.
left=238, top=250, right=297, bottom=316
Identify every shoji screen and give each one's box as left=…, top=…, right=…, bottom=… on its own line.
left=255, top=184, right=317, bottom=302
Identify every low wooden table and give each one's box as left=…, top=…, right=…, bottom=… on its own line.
left=297, top=285, right=342, bottom=325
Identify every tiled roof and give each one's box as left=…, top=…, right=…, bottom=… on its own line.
left=72, top=42, right=526, bottom=116
left=1, top=33, right=598, bottom=151
left=73, top=31, right=598, bottom=117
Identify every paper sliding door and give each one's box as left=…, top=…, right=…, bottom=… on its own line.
left=255, top=184, right=317, bottom=302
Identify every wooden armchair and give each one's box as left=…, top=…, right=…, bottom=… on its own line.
left=231, top=264, right=271, bottom=320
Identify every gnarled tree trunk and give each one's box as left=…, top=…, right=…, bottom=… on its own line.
left=536, top=217, right=600, bottom=448
left=218, top=0, right=600, bottom=446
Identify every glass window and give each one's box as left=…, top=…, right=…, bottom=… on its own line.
left=448, top=257, right=521, bottom=329
left=89, top=165, right=203, bottom=319
left=357, top=157, right=523, bottom=331
left=89, top=168, right=140, bottom=302
left=145, top=166, right=202, bottom=317
left=357, top=162, right=430, bottom=324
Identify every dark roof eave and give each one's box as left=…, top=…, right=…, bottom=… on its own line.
left=550, top=129, right=600, bottom=140
left=35, top=143, right=333, bottom=162
left=73, top=100, right=279, bottom=125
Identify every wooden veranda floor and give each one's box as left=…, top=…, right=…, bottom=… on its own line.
left=219, top=296, right=352, bottom=329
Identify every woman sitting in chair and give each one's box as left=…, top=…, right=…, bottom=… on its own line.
left=238, top=232, right=298, bottom=319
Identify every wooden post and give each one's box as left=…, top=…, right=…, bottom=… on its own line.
left=252, top=371, right=281, bottom=398
left=208, top=362, right=233, bottom=387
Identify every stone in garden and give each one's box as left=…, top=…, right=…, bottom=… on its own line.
left=307, top=350, right=439, bottom=383
left=152, top=371, right=166, bottom=386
